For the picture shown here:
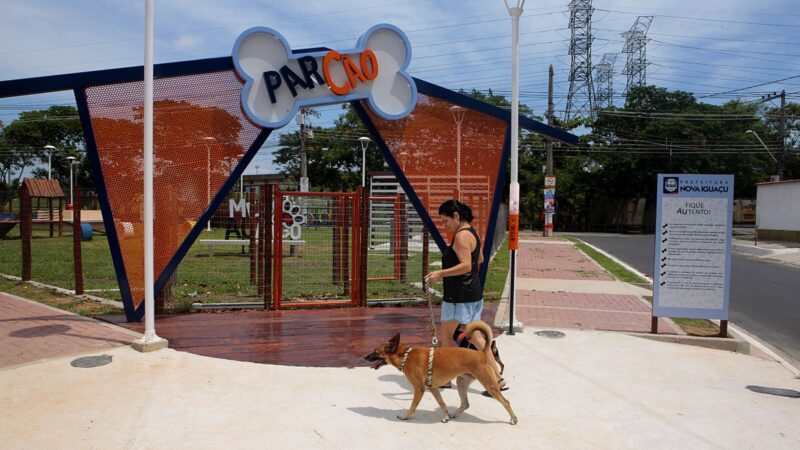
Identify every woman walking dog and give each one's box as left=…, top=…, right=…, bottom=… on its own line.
left=424, top=200, right=507, bottom=393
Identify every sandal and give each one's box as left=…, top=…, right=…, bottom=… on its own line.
left=439, top=382, right=453, bottom=389
left=481, top=378, right=509, bottom=397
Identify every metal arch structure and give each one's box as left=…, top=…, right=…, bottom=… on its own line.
left=564, top=0, right=595, bottom=122
left=622, top=16, right=654, bottom=100
left=0, top=53, right=577, bottom=322
left=593, top=53, right=617, bottom=109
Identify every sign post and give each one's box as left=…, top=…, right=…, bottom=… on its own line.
left=653, top=174, right=734, bottom=336
left=543, top=177, right=555, bottom=237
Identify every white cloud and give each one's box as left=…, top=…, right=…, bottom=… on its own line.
left=175, top=34, right=202, bottom=48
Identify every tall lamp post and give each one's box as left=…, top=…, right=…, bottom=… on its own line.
left=450, top=105, right=465, bottom=198
left=132, top=0, right=167, bottom=352
left=745, top=130, right=779, bottom=172
left=358, top=137, right=371, bottom=188
left=66, top=156, right=77, bottom=206
left=505, top=0, right=525, bottom=335
left=44, top=145, right=56, bottom=179
left=203, top=136, right=215, bottom=231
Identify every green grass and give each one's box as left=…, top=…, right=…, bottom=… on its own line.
left=483, top=238, right=509, bottom=302
left=564, top=236, right=650, bottom=284
left=641, top=295, right=719, bottom=335
left=0, top=277, right=124, bottom=317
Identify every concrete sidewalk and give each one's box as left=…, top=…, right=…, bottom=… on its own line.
left=1, top=326, right=798, bottom=449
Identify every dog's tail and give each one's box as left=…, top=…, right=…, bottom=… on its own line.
left=463, top=320, right=494, bottom=358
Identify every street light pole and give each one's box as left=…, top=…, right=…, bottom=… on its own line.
left=132, top=0, right=167, bottom=352
left=358, top=137, right=371, bottom=188
left=450, top=105, right=465, bottom=198
left=505, top=0, right=525, bottom=335
left=44, top=145, right=56, bottom=180
left=67, top=156, right=76, bottom=206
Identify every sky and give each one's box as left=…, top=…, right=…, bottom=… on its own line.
left=1, top=0, right=799, bottom=174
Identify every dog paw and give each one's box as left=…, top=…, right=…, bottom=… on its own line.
left=510, top=417, right=518, bottom=425
left=448, top=413, right=458, bottom=419
left=397, top=415, right=409, bottom=421
left=441, top=417, right=449, bottom=423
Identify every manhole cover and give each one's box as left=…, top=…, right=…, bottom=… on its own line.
left=746, top=385, right=800, bottom=398
left=535, top=330, right=566, bottom=339
left=71, top=355, right=113, bottom=368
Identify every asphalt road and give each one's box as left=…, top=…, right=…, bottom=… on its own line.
left=565, top=233, right=800, bottom=370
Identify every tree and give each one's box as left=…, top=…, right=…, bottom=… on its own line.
left=1, top=105, right=87, bottom=190
left=273, top=104, right=390, bottom=191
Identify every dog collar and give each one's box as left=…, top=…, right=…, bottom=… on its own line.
left=398, top=347, right=414, bottom=372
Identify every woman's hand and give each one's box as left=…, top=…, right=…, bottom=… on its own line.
left=425, top=270, right=443, bottom=284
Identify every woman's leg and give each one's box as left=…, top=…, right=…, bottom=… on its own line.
left=440, top=320, right=460, bottom=348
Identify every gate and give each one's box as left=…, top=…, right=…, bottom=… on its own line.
left=272, top=188, right=363, bottom=309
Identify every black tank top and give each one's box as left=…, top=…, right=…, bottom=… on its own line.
left=442, top=227, right=482, bottom=303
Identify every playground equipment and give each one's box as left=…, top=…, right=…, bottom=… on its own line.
left=19, top=179, right=85, bottom=294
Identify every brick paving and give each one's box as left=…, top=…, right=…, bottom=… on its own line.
left=517, top=239, right=614, bottom=281
left=515, top=291, right=673, bottom=333
left=511, top=235, right=675, bottom=334
left=0, top=293, right=136, bottom=368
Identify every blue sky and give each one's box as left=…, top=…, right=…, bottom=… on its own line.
left=2, top=0, right=799, bottom=174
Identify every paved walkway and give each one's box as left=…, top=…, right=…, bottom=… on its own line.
left=501, top=233, right=677, bottom=334
left=0, top=293, right=138, bottom=368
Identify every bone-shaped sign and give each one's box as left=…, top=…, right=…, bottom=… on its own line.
left=233, top=23, right=417, bottom=129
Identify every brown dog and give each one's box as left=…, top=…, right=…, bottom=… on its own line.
left=365, top=320, right=518, bottom=424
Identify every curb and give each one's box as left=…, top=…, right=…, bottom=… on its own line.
left=628, top=332, right=749, bottom=354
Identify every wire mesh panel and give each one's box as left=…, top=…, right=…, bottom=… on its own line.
left=84, top=70, right=261, bottom=310
left=363, top=94, right=508, bottom=248
left=276, top=192, right=356, bottom=307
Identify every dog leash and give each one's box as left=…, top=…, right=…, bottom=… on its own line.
left=427, top=295, right=439, bottom=346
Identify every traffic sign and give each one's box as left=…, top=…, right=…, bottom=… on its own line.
left=544, top=176, right=556, bottom=187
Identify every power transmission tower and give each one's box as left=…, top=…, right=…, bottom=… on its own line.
left=621, top=16, right=653, bottom=100
left=593, top=53, right=617, bottom=109
left=564, top=0, right=595, bottom=121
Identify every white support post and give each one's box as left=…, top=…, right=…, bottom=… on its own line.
left=505, top=0, right=525, bottom=334
left=133, top=0, right=168, bottom=352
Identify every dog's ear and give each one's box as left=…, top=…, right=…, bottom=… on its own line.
left=388, top=333, right=400, bottom=353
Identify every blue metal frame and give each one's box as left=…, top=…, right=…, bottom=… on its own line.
left=0, top=53, right=578, bottom=322
left=74, top=87, right=137, bottom=320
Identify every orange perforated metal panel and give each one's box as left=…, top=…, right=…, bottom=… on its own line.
left=363, top=94, right=507, bottom=249
left=85, top=70, right=261, bottom=309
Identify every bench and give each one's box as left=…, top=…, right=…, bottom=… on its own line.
left=199, top=239, right=306, bottom=256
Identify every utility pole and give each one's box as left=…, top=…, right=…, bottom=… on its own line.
left=779, top=90, right=786, bottom=181
left=298, top=109, right=309, bottom=191
left=759, top=90, right=786, bottom=181
left=544, top=64, right=554, bottom=237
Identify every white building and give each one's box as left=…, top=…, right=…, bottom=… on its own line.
left=756, top=179, right=800, bottom=242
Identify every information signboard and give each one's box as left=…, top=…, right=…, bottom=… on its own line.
left=653, top=174, right=733, bottom=320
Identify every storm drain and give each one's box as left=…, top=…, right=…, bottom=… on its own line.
left=71, top=355, right=113, bottom=368
left=535, top=330, right=566, bottom=339
left=746, top=385, right=800, bottom=398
